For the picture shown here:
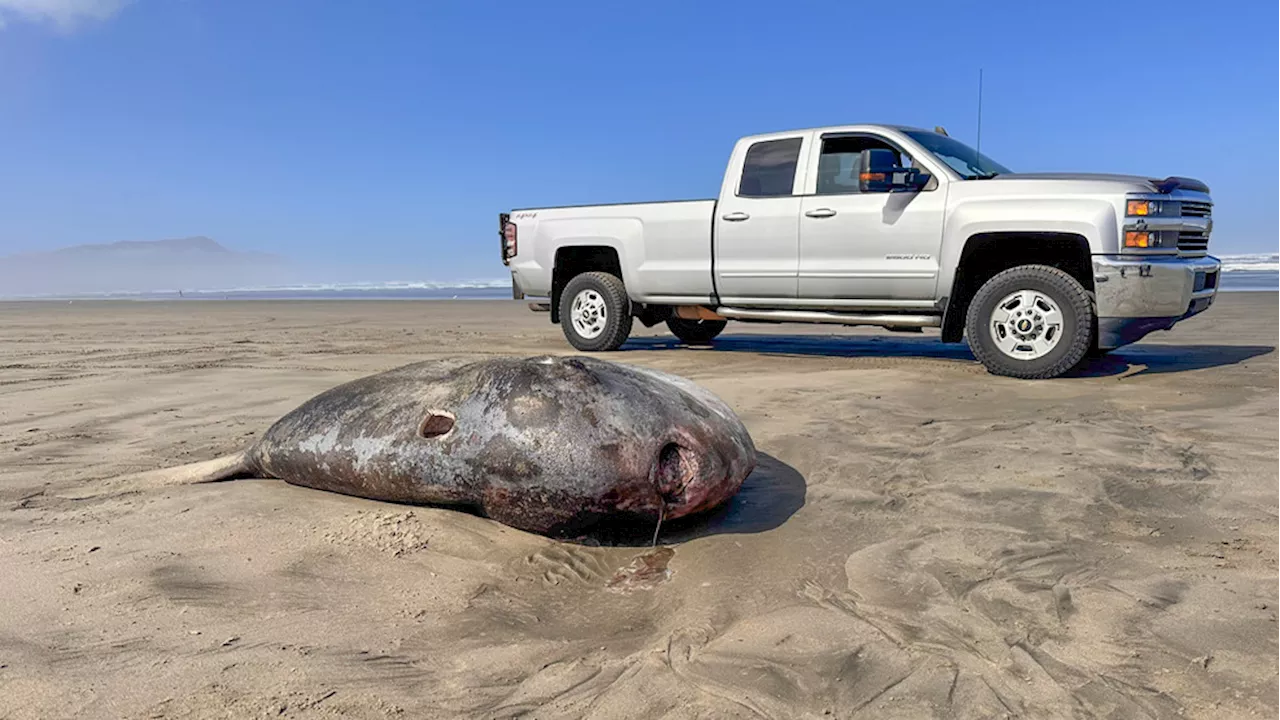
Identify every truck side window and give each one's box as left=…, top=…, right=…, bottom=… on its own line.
left=816, top=136, right=908, bottom=195
left=738, top=138, right=803, bottom=198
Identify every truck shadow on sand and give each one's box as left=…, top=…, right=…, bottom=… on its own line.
left=1072, top=342, right=1275, bottom=377
left=624, top=334, right=1275, bottom=378
left=578, top=452, right=806, bottom=548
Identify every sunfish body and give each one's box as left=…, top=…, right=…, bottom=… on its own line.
left=155, top=356, right=756, bottom=536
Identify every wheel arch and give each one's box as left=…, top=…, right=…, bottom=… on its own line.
left=941, top=231, right=1094, bottom=343
left=551, top=244, right=625, bottom=323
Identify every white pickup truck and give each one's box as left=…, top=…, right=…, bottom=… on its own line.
left=499, top=124, right=1220, bottom=379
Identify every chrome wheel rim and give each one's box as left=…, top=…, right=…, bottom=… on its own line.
left=989, top=290, right=1064, bottom=360
left=570, top=289, right=608, bottom=339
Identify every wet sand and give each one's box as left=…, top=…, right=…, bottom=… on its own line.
left=0, top=293, right=1276, bottom=719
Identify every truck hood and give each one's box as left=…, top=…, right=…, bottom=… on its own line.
left=990, top=172, right=1210, bottom=194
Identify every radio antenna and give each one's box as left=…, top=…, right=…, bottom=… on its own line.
left=975, top=68, right=984, bottom=171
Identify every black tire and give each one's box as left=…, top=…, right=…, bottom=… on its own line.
left=666, top=318, right=727, bottom=345
left=965, top=265, right=1094, bottom=379
left=558, top=272, right=633, bottom=351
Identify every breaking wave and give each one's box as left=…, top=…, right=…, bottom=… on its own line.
left=2, top=279, right=514, bottom=301
left=1218, top=254, right=1279, bottom=273
left=179, top=279, right=514, bottom=293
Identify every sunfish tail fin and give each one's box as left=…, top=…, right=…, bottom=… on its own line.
left=111, top=451, right=256, bottom=492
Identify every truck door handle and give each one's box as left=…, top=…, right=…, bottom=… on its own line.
left=804, top=208, right=837, bottom=218
left=721, top=212, right=750, bottom=222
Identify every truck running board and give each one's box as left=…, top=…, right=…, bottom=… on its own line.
left=715, top=307, right=941, bottom=329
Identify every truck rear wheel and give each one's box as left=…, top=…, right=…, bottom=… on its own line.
left=559, top=272, right=632, bottom=351
left=666, top=318, right=727, bottom=345
left=965, top=265, right=1093, bottom=379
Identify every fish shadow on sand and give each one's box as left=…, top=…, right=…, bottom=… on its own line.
left=625, top=334, right=1275, bottom=378
left=577, top=452, right=806, bottom=548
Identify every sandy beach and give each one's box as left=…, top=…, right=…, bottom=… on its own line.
left=0, top=293, right=1275, bottom=719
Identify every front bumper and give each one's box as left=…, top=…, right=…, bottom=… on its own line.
left=1092, top=254, right=1220, bottom=349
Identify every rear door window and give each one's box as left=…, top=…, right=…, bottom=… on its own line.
left=738, top=138, right=803, bottom=197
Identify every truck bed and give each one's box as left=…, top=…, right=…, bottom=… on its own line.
left=509, top=198, right=718, bottom=303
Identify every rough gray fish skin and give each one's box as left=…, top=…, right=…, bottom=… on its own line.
left=243, top=356, right=756, bottom=535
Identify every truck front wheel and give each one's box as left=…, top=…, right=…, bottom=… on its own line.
left=558, top=272, right=633, bottom=351
left=965, top=265, right=1094, bottom=379
left=666, top=318, right=727, bottom=345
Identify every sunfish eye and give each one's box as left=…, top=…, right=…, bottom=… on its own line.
left=418, top=410, right=456, bottom=439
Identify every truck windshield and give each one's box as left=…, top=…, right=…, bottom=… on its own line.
left=904, top=131, right=1012, bottom=179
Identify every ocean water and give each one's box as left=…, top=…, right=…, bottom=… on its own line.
left=1220, top=271, right=1278, bottom=292
left=1217, top=254, right=1279, bottom=291
left=9, top=281, right=516, bottom=301
left=5, top=255, right=1276, bottom=300
left=153, top=282, right=515, bottom=301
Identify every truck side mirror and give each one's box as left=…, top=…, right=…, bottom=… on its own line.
left=859, top=149, right=930, bottom=193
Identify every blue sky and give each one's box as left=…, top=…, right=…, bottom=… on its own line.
left=0, top=0, right=1276, bottom=282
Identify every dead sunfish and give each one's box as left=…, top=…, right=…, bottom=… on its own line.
left=129, top=356, right=757, bottom=536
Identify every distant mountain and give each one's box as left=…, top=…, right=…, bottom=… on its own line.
left=41, top=236, right=231, bottom=257
left=0, top=237, right=297, bottom=297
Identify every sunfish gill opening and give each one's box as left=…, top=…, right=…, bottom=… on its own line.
left=418, top=410, right=456, bottom=439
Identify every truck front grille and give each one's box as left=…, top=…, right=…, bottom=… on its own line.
left=1178, top=230, right=1210, bottom=256
left=1178, top=201, right=1211, bottom=257
left=1181, top=201, right=1212, bottom=217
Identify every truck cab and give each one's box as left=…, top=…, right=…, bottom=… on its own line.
left=500, top=124, right=1220, bottom=379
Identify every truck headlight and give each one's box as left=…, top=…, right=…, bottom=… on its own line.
left=1126, top=199, right=1174, bottom=217
left=1124, top=230, right=1168, bottom=249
